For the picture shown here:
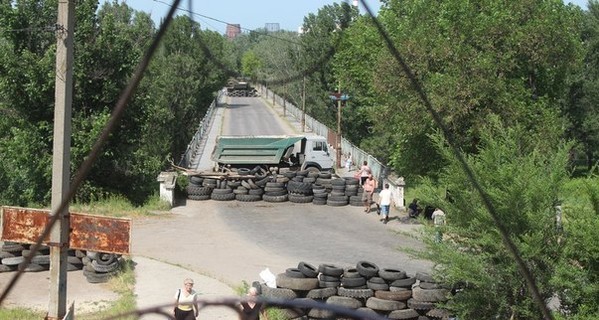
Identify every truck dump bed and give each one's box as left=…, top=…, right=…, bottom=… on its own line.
left=212, top=135, right=304, bottom=165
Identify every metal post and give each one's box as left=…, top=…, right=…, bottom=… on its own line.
left=301, top=76, right=306, bottom=132
left=48, top=1, right=74, bottom=319
left=336, top=83, right=342, bottom=169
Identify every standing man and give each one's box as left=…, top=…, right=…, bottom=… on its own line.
left=357, top=160, right=371, bottom=185
left=378, top=183, right=392, bottom=224
left=362, top=174, right=376, bottom=213
left=431, top=208, right=446, bottom=243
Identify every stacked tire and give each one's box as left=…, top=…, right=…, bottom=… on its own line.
left=263, top=181, right=288, bottom=203
left=185, top=170, right=370, bottom=209
left=327, top=178, right=348, bottom=206
left=255, top=260, right=452, bottom=320
left=83, top=251, right=123, bottom=283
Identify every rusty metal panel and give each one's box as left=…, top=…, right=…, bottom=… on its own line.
left=1, top=206, right=50, bottom=244
left=69, top=212, right=130, bottom=254
left=1, top=206, right=131, bottom=254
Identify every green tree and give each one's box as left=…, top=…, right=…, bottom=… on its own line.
left=369, top=0, right=581, bottom=178
left=416, top=118, right=570, bottom=319
left=241, top=50, right=261, bottom=81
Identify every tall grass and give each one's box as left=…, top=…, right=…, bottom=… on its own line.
left=70, top=193, right=170, bottom=217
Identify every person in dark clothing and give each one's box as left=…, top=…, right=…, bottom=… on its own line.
left=408, top=198, right=421, bottom=218
left=240, top=287, right=264, bottom=320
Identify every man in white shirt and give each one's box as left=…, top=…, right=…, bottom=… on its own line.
left=378, top=183, right=392, bottom=224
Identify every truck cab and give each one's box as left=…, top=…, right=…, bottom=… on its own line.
left=296, top=136, right=334, bottom=171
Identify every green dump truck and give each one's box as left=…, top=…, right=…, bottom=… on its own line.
left=211, top=135, right=334, bottom=172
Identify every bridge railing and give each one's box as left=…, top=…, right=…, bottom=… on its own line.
left=259, top=85, right=394, bottom=193
left=178, top=90, right=225, bottom=168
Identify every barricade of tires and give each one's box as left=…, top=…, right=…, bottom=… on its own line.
left=0, top=241, right=123, bottom=284
left=254, top=261, right=452, bottom=320
left=186, top=169, right=364, bottom=208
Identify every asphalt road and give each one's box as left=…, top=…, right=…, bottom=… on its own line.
left=133, top=96, right=433, bottom=287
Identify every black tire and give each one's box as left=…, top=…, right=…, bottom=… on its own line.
left=0, top=251, right=15, bottom=259
left=261, top=284, right=298, bottom=299
left=326, top=295, right=363, bottom=309
left=262, top=194, right=288, bottom=202
left=95, top=253, right=117, bottom=265
left=326, top=200, right=348, bottom=206
left=189, top=176, right=204, bottom=185
left=210, top=192, right=236, bottom=201
left=188, top=194, right=210, bottom=201
left=344, top=177, right=359, bottom=185
left=265, top=182, right=285, bottom=188
left=407, top=298, right=436, bottom=311
left=1, top=256, right=25, bottom=266
left=319, top=172, right=332, bottom=179
left=248, top=188, right=264, bottom=195
left=367, top=281, right=389, bottom=291
left=75, top=249, right=86, bottom=258
left=247, top=179, right=259, bottom=189
left=84, top=269, right=118, bottom=283
left=337, top=287, right=374, bottom=299
left=319, top=280, right=341, bottom=288
left=319, top=274, right=341, bottom=282
left=255, top=176, right=270, bottom=187
left=388, top=308, right=420, bottom=319
left=379, top=268, right=407, bottom=281
left=237, top=168, right=251, bottom=175
left=319, top=264, right=344, bottom=277
left=264, top=186, right=285, bottom=193
left=416, top=272, right=435, bottom=283
left=286, top=268, right=306, bottom=278
left=343, top=268, right=361, bottom=278
left=356, top=261, right=379, bottom=278
left=289, top=194, right=314, bottom=203
left=328, top=194, right=348, bottom=201
left=312, top=199, right=327, bottom=205
left=298, top=261, right=319, bottom=278
left=233, top=187, right=249, bottom=194
left=368, top=277, right=386, bottom=284
left=375, top=289, right=412, bottom=301
left=306, top=287, right=337, bottom=299
left=31, top=254, right=50, bottom=265
left=276, top=273, right=319, bottom=291
left=419, top=282, right=443, bottom=290
left=212, top=188, right=233, bottom=194
left=411, top=286, right=449, bottom=302
left=390, top=277, right=416, bottom=288
left=1, top=243, right=26, bottom=252
left=235, top=194, right=262, bottom=202
left=264, top=189, right=287, bottom=196
left=341, top=276, right=366, bottom=288
left=366, top=297, right=406, bottom=311
left=91, top=259, right=120, bottom=273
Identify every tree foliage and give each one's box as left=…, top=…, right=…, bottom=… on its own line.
left=0, top=1, right=230, bottom=206
left=415, top=118, right=575, bottom=319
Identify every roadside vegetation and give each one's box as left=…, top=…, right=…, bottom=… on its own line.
left=2, top=0, right=599, bottom=319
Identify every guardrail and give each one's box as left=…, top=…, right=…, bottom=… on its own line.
left=178, top=90, right=225, bottom=168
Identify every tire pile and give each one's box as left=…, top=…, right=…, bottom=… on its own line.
left=226, top=89, right=259, bottom=97
left=186, top=169, right=365, bottom=207
left=0, top=241, right=122, bottom=284
left=254, top=261, right=452, bottom=320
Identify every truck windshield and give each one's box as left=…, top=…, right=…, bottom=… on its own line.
left=313, top=141, right=326, bottom=151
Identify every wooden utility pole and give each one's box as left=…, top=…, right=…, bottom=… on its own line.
left=301, top=76, right=306, bottom=132
left=48, top=1, right=75, bottom=319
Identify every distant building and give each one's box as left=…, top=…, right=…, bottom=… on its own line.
left=265, top=23, right=280, bottom=32
left=226, top=24, right=241, bottom=39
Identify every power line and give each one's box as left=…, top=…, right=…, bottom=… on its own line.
left=151, top=0, right=304, bottom=46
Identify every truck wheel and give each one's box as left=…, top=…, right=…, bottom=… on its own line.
left=210, top=192, right=235, bottom=201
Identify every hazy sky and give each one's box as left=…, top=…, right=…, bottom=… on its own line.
left=118, top=0, right=589, bottom=33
